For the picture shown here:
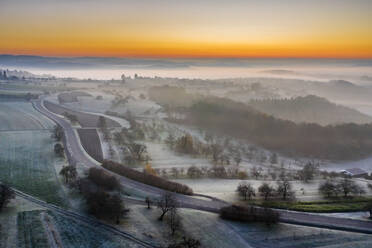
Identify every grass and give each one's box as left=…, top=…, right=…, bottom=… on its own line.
left=0, top=130, right=66, bottom=206
left=247, top=197, right=372, bottom=213
left=0, top=102, right=54, bottom=131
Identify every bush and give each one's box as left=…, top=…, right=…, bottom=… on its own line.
left=87, top=167, right=120, bottom=191
left=101, top=160, right=193, bottom=195
left=220, top=205, right=279, bottom=225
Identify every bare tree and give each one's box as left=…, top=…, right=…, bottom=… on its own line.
left=157, top=192, right=178, bottom=221
left=234, top=152, right=242, bottom=166
left=168, top=207, right=181, bottom=235
left=337, top=178, right=360, bottom=197
left=318, top=180, right=337, bottom=198
left=298, top=162, right=319, bottom=182
left=236, top=182, right=255, bottom=200
left=258, top=183, right=274, bottom=200
left=126, top=142, right=147, bottom=161
left=250, top=166, right=261, bottom=179
left=211, top=144, right=223, bottom=163
left=145, top=196, right=152, bottom=209
left=276, top=178, right=294, bottom=200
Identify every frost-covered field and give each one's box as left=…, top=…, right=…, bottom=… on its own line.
left=226, top=220, right=372, bottom=248
left=119, top=204, right=372, bottom=248
left=0, top=130, right=66, bottom=206
left=0, top=102, right=54, bottom=131
left=145, top=141, right=213, bottom=169
left=174, top=179, right=334, bottom=201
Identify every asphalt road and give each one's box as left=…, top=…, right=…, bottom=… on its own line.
left=33, top=98, right=372, bottom=235
left=33, top=98, right=228, bottom=212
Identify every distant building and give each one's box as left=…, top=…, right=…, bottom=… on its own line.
left=340, top=168, right=368, bottom=178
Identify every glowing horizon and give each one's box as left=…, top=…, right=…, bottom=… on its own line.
left=1, top=0, right=371, bottom=59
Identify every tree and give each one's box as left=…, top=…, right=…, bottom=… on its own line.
left=168, top=207, right=181, bottom=235
left=88, top=167, right=120, bottom=191
left=210, top=144, right=223, bottom=163
left=54, top=143, right=64, bottom=157
left=98, top=116, right=107, bottom=129
left=144, top=163, right=157, bottom=176
left=52, top=125, right=64, bottom=141
left=59, top=165, right=77, bottom=184
left=187, top=166, right=202, bottom=178
left=250, top=166, right=261, bottom=179
left=86, top=191, right=125, bottom=223
left=337, top=178, right=361, bottom=197
left=176, top=134, right=194, bottom=154
left=145, top=196, right=152, bottom=209
left=165, top=134, right=176, bottom=149
left=276, top=178, right=294, bottom=200
left=234, top=152, right=242, bottom=166
left=298, top=162, right=319, bottom=182
left=157, top=192, right=178, bottom=221
left=258, top=183, right=274, bottom=200
left=126, top=142, right=147, bottom=161
left=0, top=184, right=15, bottom=212
left=318, top=180, right=337, bottom=198
left=171, top=167, right=179, bottom=178
left=237, top=182, right=255, bottom=200
left=270, top=153, right=278, bottom=164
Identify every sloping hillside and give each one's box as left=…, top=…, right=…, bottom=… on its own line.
left=249, top=95, right=372, bottom=125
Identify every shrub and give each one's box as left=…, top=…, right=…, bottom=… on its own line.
left=220, top=205, right=279, bottom=225
left=87, top=167, right=120, bottom=191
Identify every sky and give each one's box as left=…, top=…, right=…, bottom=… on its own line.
left=0, top=0, right=371, bottom=58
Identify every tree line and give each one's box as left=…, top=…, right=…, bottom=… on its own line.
left=101, top=160, right=193, bottom=195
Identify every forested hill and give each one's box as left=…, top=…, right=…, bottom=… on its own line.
left=249, top=95, right=372, bottom=126
left=181, top=97, right=372, bottom=160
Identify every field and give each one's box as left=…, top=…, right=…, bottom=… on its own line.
left=0, top=130, right=65, bottom=206
left=57, top=91, right=91, bottom=103
left=44, top=101, right=120, bottom=128
left=0, top=102, right=54, bottom=131
left=226, top=219, right=372, bottom=248
left=118, top=203, right=372, bottom=248
left=49, top=211, right=142, bottom=248
left=17, top=211, right=49, bottom=248
left=77, top=128, right=104, bottom=163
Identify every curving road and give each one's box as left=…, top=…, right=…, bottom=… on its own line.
left=32, top=98, right=372, bottom=235
left=33, top=98, right=228, bottom=212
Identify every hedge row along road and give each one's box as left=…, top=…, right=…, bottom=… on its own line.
left=32, top=97, right=372, bottom=235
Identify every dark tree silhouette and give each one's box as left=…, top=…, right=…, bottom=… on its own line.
left=157, top=192, right=178, bottom=221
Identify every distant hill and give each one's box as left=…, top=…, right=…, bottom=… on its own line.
left=0, top=68, right=53, bottom=79
left=248, top=95, right=372, bottom=125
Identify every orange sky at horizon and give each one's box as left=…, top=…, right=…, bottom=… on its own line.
left=1, top=0, right=371, bottom=59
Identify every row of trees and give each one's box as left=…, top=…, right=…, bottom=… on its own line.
left=319, top=178, right=366, bottom=198
left=237, top=179, right=295, bottom=201
left=220, top=205, right=279, bottom=226
left=102, top=160, right=193, bottom=195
